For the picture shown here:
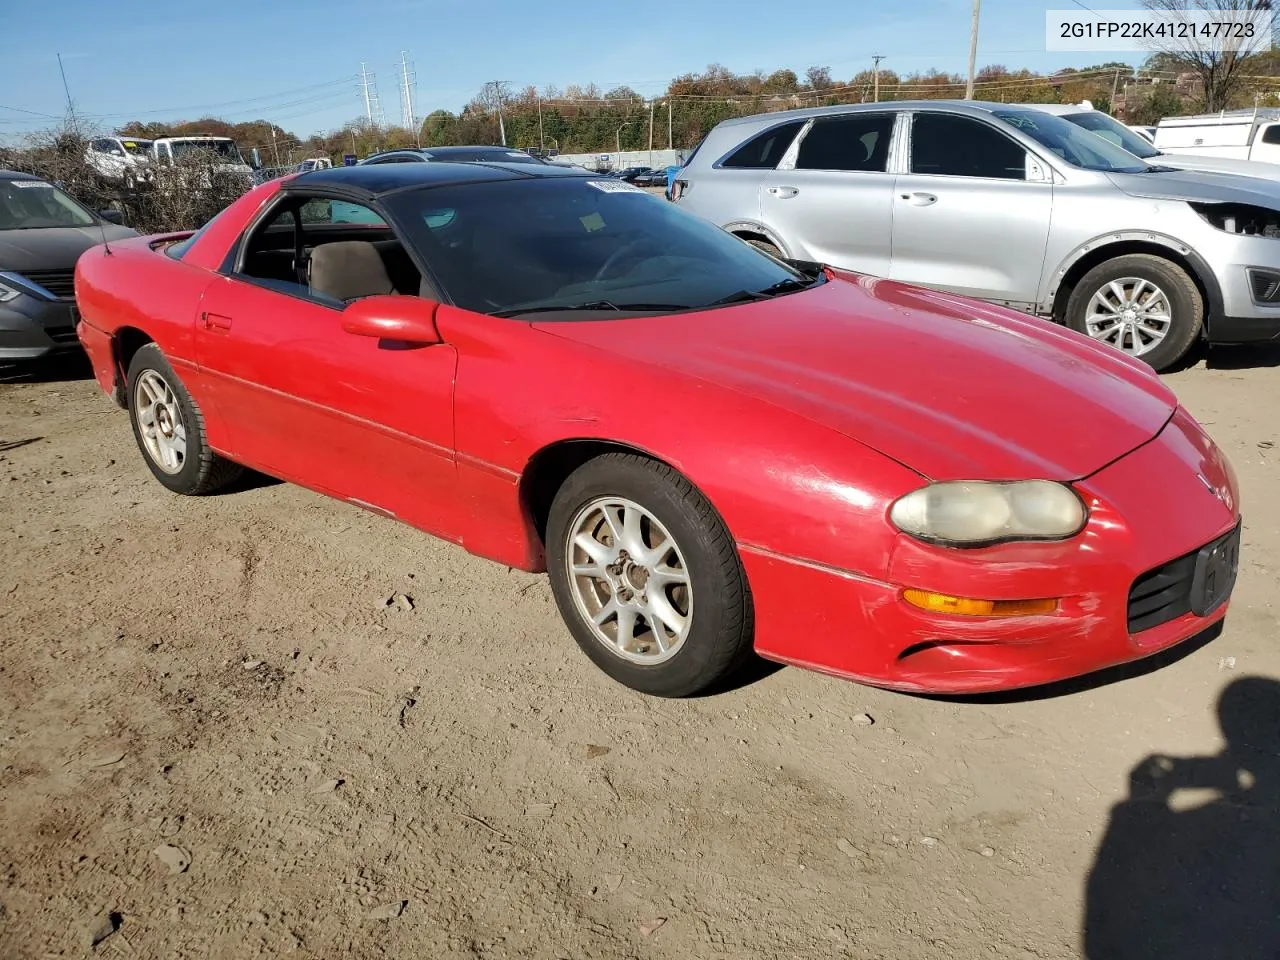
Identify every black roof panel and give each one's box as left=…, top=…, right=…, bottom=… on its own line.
left=289, top=160, right=594, bottom=198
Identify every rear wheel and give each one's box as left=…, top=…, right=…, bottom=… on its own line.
left=546, top=453, right=754, bottom=698
left=1064, top=254, right=1203, bottom=372
left=126, top=344, right=242, bottom=495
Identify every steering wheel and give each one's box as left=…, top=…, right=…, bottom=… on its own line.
left=593, top=236, right=649, bottom=282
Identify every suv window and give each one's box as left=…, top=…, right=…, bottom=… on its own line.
left=911, top=113, right=1026, bottom=180
left=721, top=120, right=807, bottom=169
left=795, top=114, right=895, bottom=172
left=1262, top=124, right=1280, bottom=145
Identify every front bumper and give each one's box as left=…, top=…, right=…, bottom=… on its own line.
left=744, top=407, right=1242, bottom=694
left=0, top=293, right=82, bottom=361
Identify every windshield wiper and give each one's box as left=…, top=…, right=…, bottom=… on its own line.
left=493, top=300, right=685, bottom=318
left=706, top=274, right=823, bottom=307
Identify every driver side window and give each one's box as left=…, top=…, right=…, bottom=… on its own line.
left=233, top=195, right=420, bottom=307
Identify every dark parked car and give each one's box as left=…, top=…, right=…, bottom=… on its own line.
left=359, top=146, right=546, bottom=166
left=633, top=170, right=667, bottom=187
left=0, top=170, right=136, bottom=361
left=614, top=166, right=654, bottom=182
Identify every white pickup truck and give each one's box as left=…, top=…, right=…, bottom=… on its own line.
left=1153, top=109, right=1280, bottom=166
left=149, top=135, right=256, bottom=192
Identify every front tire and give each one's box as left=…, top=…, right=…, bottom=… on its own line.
left=1064, top=254, right=1203, bottom=372
left=126, top=343, right=242, bottom=495
left=546, top=453, right=754, bottom=698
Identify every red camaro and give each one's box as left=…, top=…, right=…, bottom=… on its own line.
left=74, top=162, right=1242, bottom=697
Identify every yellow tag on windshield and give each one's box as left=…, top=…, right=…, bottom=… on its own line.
left=580, top=212, right=605, bottom=232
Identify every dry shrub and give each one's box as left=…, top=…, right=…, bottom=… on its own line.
left=3, top=120, right=253, bottom=235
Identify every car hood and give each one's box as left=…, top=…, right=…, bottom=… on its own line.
left=534, top=275, right=1178, bottom=482
left=1106, top=167, right=1280, bottom=206
left=0, top=224, right=137, bottom=273
left=1154, top=152, right=1280, bottom=180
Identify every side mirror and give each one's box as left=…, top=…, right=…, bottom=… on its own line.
left=342, top=295, right=442, bottom=346
left=98, top=209, right=124, bottom=224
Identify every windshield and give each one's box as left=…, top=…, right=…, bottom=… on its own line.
left=993, top=109, right=1150, bottom=173
left=0, top=178, right=96, bottom=230
left=169, top=139, right=244, bottom=164
left=1059, top=111, right=1160, bottom=160
left=121, top=139, right=151, bottom=156
left=387, top=177, right=809, bottom=317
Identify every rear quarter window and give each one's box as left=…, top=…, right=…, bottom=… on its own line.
left=720, top=120, right=808, bottom=169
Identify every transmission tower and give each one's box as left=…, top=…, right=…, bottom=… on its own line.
left=357, top=61, right=386, bottom=127
left=397, top=51, right=418, bottom=131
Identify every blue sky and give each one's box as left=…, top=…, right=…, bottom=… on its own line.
left=1, top=0, right=1150, bottom=142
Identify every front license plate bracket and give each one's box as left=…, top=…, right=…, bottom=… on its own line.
left=1189, top=522, right=1241, bottom=618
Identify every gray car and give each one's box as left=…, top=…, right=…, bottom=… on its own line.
left=1, top=171, right=136, bottom=362
left=674, top=100, right=1280, bottom=370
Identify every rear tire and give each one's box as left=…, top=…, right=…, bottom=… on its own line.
left=1064, top=254, right=1203, bottom=372
left=126, top=343, right=242, bottom=495
left=546, top=453, right=754, bottom=698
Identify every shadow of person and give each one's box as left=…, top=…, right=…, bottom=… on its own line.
left=1083, top=676, right=1280, bottom=959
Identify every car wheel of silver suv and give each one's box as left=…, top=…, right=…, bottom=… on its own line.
left=1064, top=253, right=1203, bottom=372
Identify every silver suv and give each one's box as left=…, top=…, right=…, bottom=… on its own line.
left=674, top=100, right=1280, bottom=370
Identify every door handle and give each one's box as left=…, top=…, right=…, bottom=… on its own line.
left=202, top=311, right=233, bottom=331
left=768, top=186, right=799, bottom=199
left=901, top=192, right=937, bottom=206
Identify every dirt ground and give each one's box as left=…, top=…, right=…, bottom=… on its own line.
left=1, top=343, right=1277, bottom=960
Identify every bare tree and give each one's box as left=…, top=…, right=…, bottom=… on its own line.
left=1139, top=0, right=1273, bottom=110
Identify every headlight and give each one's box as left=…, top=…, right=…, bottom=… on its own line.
left=889, top=480, right=1087, bottom=547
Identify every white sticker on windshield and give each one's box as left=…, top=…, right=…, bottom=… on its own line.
left=11, top=180, right=53, bottom=188
left=586, top=179, right=646, bottom=194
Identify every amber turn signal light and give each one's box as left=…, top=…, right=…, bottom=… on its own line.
left=902, top=590, right=1058, bottom=618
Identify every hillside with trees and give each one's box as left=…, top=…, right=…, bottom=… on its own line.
left=104, top=45, right=1280, bottom=168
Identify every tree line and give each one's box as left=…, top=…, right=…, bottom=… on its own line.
left=91, top=43, right=1280, bottom=168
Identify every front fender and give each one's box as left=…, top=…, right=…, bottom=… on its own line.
left=439, top=308, right=923, bottom=577
left=1041, top=229, right=1223, bottom=320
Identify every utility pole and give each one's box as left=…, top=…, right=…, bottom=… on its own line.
left=965, top=0, right=981, bottom=99
left=398, top=51, right=418, bottom=140
left=270, top=126, right=280, bottom=168
left=56, top=53, right=75, bottom=120
left=872, top=55, right=885, bottom=103
left=647, top=98, right=655, bottom=167
left=667, top=100, right=673, bottom=150
left=487, top=81, right=508, bottom=146
left=1109, top=67, right=1122, bottom=115
left=537, top=96, right=545, bottom=152
left=358, top=62, right=385, bottom=127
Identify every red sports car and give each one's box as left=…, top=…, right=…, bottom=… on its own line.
left=74, top=162, right=1242, bottom=698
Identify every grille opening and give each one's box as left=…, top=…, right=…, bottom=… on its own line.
left=20, top=269, right=76, bottom=300
left=1249, top=269, right=1280, bottom=304
left=1127, top=552, right=1197, bottom=634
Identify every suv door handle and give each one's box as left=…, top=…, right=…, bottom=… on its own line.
left=768, top=186, right=799, bottom=199
left=901, top=192, right=937, bottom=206
left=202, top=311, right=233, bottom=331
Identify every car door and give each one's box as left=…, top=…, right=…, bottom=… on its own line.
left=888, top=110, right=1053, bottom=307
left=686, top=119, right=808, bottom=229
left=759, top=111, right=897, bottom=276
left=193, top=193, right=462, bottom=538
